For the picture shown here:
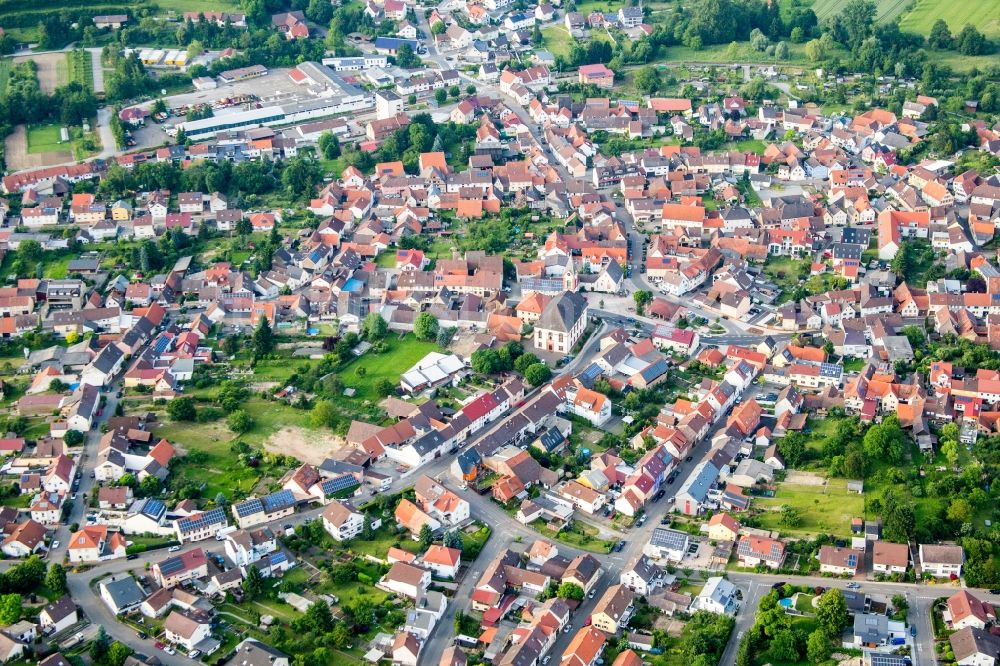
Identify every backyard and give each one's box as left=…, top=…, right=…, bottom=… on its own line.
left=338, top=334, right=439, bottom=402
left=754, top=477, right=865, bottom=538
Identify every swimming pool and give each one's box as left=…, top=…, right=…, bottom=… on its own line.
left=778, top=597, right=793, bottom=608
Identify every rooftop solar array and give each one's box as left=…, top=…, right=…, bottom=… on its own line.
left=178, top=507, right=226, bottom=533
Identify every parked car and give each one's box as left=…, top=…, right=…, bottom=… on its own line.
left=51, top=540, right=60, bottom=549
left=168, top=545, right=181, bottom=552
left=136, top=632, right=147, bottom=640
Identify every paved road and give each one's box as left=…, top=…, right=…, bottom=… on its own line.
left=87, top=48, right=105, bottom=94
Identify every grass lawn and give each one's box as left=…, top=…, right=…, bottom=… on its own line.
left=374, top=252, right=396, bottom=268
left=344, top=524, right=422, bottom=559
left=755, top=477, right=864, bottom=538
left=339, top=334, right=439, bottom=402
left=762, top=255, right=808, bottom=290
left=532, top=519, right=614, bottom=553
left=152, top=0, right=238, bottom=12
left=899, top=0, right=1000, bottom=37
left=0, top=494, right=32, bottom=509
left=155, top=419, right=265, bottom=500
left=26, top=124, right=68, bottom=154
left=724, top=138, right=767, bottom=154
left=795, top=593, right=816, bottom=613
left=842, top=357, right=866, bottom=373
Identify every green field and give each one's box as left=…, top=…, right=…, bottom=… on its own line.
left=0, top=59, right=10, bottom=98
left=339, top=335, right=439, bottom=402
left=755, top=477, right=865, bottom=538
left=26, top=123, right=67, bottom=154
left=67, top=50, right=94, bottom=91
left=152, top=0, right=238, bottom=12
left=899, top=0, right=1000, bottom=37
left=808, top=0, right=911, bottom=22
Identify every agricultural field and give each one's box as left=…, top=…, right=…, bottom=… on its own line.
left=754, top=476, right=865, bottom=538
left=67, top=49, right=94, bottom=91
left=806, top=0, right=911, bottom=22
left=899, top=0, right=1000, bottom=37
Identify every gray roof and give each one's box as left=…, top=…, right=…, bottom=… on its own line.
left=648, top=528, right=689, bottom=551
left=102, top=576, right=145, bottom=611
left=230, top=639, right=288, bottom=666
left=536, top=291, right=587, bottom=333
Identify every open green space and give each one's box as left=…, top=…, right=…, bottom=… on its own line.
left=532, top=518, right=615, bottom=553
left=374, top=252, right=396, bottom=268
left=343, top=524, right=422, bottom=560
left=339, top=335, right=439, bottom=402
left=807, top=0, right=910, bottom=22
left=26, top=123, right=67, bottom=154
left=794, top=593, right=816, bottom=613
left=899, top=0, right=1000, bottom=37
left=755, top=477, right=865, bottom=538
left=152, top=0, right=238, bottom=12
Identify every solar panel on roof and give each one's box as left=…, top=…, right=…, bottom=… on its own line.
left=322, top=475, right=359, bottom=495
left=262, top=489, right=294, bottom=512
left=180, top=507, right=226, bottom=532
left=158, top=555, right=185, bottom=575
left=234, top=498, right=264, bottom=517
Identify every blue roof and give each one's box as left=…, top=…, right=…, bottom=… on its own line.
left=373, top=37, right=419, bottom=48
left=576, top=363, right=603, bottom=388
left=262, top=489, right=295, bottom=513
left=234, top=498, right=263, bottom=518
left=640, top=359, right=669, bottom=382
left=677, top=461, right=719, bottom=502
left=158, top=554, right=185, bottom=576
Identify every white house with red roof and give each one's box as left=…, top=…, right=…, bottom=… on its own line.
left=68, top=525, right=127, bottom=563
left=421, top=544, right=460, bottom=578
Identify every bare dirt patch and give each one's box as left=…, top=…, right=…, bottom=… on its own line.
left=4, top=125, right=71, bottom=171
left=12, top=52, right=65, bottom=94
left=783, top=470, right=827, bottom=486
left=263, top=426, right=344, bottom=466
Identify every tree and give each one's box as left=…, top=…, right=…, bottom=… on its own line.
left=882, top=490, right=916, bottom=542
left=774, top=41, right=789, bottom=59
left=956, top=24, right=989, bottom=55
left=779, top=505, right=801, bottom=528
left=523, top=363, right=552, bottom=386
left=862, top=415, right=906, bottom=464
left=634, top=66, right=661, bottom=94
left=418, top=523, right=433, bottom=549
left=805, top=38, right=825, bottom=62
left=431, top=21, right=446, bottom=35
left=228, top=410, right=255, bottom=434
left=252, top=315, right=275, bottom=359
left=374, top=378, right=395, bottom=398
left=515, top=353, right=540, bottom=374
left=310, top=400, right=337, bottom=428
left=471, top=348, right=502, bottom=375
left=304, top=599, right=334, bottom=633
left=777, top=431, right=806, bottom=467
left=235, top=217, right=253, bottom=237
left=107, top=642, right=134, bottom=666
left=63, top=429, right=85, bottom=446
left=318, top=131, right=341, bottom=160
left=396, top=43, right=419, bottom=68
left=243, top=564, right=265, bottom=601
left=891, top=594, right=908, bottom=618
left=139, top=475, right=160, bottom=497
left=947, top=498, right=973, bottom=524
left=443, top=530, right=463, bottom=550
left=750, top=28, right=768, bottom=51
left=46, top=563, right=67, bottom=595
left=806, top=628, right=829, bottom=663
left=413, top=312, right=439, bottom=341
left=167, top=396, right=197, bottom=422
left=434, top=88, right=448, bottom=105
left=928, top=18, right=953, bottom=49
left=837, top=0, right=877, bottom=51
left=941, top=438, right=961, bottom=467
left=90, top=626, right=111, bottom=664
left=770, top=629, right=798, bottom=662
left=363, top=313, right=388, bottom=341
left=633, top=290, right=652, bottom=315
left=816, top=589, right=848, bottom=639
left=556, top=582, right=585, bottom=600
left=0, top=594, right=21, bottom=624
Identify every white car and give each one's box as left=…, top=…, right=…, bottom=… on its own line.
left=168, top=545, right=181, bottom=552
left=51, top=540, right=60, bottom=549
left=164, top=647, right=176, bottom=655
